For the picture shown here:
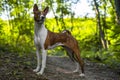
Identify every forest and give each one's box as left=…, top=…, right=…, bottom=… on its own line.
left=0, top=0, right=120, bottom=79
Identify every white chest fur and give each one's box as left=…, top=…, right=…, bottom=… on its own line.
left=34, top=23, right=48, bottom=49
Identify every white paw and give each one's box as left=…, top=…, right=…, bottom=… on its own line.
left=79, top=73, right=85, bottom=77
left=73, top=69, right=79, bottom=73
left=37, top=71, right=43, bottom=75
left=33, top=68, right=39, bottom=72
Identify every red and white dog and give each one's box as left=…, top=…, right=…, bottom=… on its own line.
left=33, top=4, right=85, bottom=76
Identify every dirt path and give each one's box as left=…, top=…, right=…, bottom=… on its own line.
left=0, top=52, right=119, bottom=80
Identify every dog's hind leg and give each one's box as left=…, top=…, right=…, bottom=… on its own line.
left=62, top=46, right=80, bottom=73
left=73, top=49, right=85, bottom=77
left=62, top=46, right=75, bottom=61
left=73, top=62, right=79, bottom=73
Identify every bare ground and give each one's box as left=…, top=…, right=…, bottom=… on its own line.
left=0, top=52, right=120, bottom=80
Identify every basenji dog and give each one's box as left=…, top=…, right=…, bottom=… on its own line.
left=33, top=4, right=85, bottom=77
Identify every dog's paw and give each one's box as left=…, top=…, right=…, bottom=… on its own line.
left=73, top=69, right=79, bottom=73
left=79, top=73, right=85, bottom=77
left=33, top=68, right=39, bottom=72
left=36, top=71, right=43, bottom=75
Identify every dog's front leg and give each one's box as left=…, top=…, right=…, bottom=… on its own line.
left=33, top=49, right=41, bottom=72
left=37, top=49, right=47, bottom=75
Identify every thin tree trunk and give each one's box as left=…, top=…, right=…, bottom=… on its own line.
left=93, top=0, right=107, bottom=50
left=61, top=7, right=66, bottom=30
left=71, top=13, right=74, bottom=31
left=114, top=0, right=120, bottom=24
left=49, top=0, right=59, bottom=26
left=102, top=0, right=108, bottom=49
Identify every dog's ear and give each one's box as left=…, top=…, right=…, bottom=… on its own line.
left=43, top=6, right=49, bottom=16
left=33, top=4, right=38, bottom=12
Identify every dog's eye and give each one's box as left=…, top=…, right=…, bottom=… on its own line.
left=37, top=12, right=41, bottom=16
left=38, top=14, right=40, bottom=16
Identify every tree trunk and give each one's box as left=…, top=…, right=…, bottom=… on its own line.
left=49, top=0, right=59, bottom=27
left=114, top=0, right=120, bottom=24
left=93, top=0, right=107, bottom=50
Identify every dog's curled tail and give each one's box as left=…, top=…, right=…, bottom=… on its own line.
left=62, top=30, right=71, bottom=35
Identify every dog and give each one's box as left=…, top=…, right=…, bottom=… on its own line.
left=33, top=4, right=85, bottom=77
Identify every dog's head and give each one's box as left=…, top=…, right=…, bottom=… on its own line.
left=33, top=4, right=49, bottom=24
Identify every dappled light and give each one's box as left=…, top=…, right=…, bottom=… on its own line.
left=0, top=0, right=120, bottom=79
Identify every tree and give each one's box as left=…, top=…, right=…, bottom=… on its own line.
left=0, top=0, right=34, bottom=47
left=114, top=0, right=120, bottom=24
left=93, top=0, right=107, bottom=50
left=45, top=0, right=80, bottom=31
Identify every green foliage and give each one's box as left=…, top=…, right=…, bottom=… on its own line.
left=0, top=17, right=120, bottom=68
left=0, top=0, right=120, bottom=68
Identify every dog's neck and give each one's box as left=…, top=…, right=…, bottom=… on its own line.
left=34, top=22, right=47, bottom=36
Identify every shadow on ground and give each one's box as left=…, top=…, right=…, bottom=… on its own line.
left=0, top=52, right=120, bottom=80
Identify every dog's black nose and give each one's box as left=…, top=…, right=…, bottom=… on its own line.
left=41, top=16, right=45, bottom=19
